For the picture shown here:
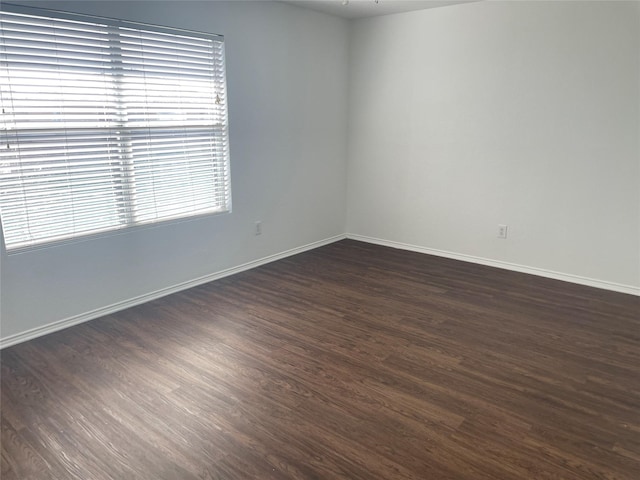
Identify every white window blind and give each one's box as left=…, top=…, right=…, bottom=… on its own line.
left=0, top=5, right=231, bottom=252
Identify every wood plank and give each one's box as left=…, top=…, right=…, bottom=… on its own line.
left=2, top=239, right=638, bottom=479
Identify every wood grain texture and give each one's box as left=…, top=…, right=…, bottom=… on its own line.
left=1, top=239, right=639, bottom=479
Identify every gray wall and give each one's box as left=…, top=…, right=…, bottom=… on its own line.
left=347, top=0, right=640, bottom=290
left=2, top=0, right=639, bottom=344
left=0, top=1, right=350, bottom=341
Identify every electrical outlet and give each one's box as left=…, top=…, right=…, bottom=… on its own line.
left=498, top=224, right=508, bottom=239
left=255, top=221, right=262, bottom=236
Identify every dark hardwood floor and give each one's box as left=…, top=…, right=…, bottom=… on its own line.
left=2, top=239, right=639, bottom=479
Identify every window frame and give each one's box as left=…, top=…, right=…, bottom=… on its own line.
left=0, top=3, right=231, bottom=254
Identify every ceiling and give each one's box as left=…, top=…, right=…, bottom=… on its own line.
left=282, top=0, right=479, bottom=19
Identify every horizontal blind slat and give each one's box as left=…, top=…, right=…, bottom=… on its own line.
left=0, top=7, right=230, bottom=251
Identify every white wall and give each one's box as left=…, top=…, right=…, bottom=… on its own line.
left=2, top=0, right=639, bottom=345
left=0, top=1, right=350, bottom=342
left=347, top=1, right=640, bottom=291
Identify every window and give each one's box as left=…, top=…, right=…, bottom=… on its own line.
left=0, top=4, right=231, bottom=252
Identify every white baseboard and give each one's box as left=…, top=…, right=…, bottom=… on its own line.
left=0, top=234, right=346, bottom=349
left=3, top=232, right=636, bottom=349
left=346, top=234, right=640, bottom=297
